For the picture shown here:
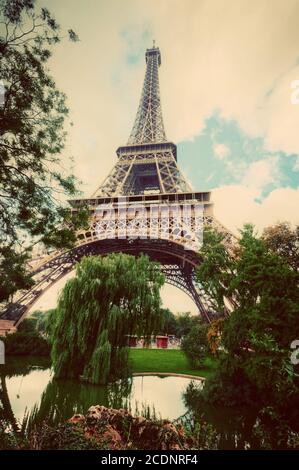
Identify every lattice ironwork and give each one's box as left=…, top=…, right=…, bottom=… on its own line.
left=1, top=238, right=225, bottom=325
left=0, top=44, right=235, bottom=328
left=128, top=46, right=166, bottom=145
left=92, top=45, right=191, bottom=198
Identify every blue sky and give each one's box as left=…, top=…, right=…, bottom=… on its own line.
left=118, top=24, right=299, bottom=225
left=178, top=113, right=299, bottom=200
left=33, top=0, right=299, bottom=313
left=45, top=0, right=299, bottom=236
left=115, top=14, right=299, bottom=231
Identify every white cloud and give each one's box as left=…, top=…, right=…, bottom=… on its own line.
left=241, top=156, right=280, bottom=191
left=213, top=185, right=299, bottom=234
left=213, top=143, right=230, bottom=159
left=45, top=0, right=299, bottom=197
left=26, top=0, right=299, bottom=316
left=221, top=158, right=248, bottom=181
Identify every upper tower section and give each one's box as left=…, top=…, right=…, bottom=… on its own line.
left=89, top=44, right=193, bottom=197
left=127, top=45, right=167, bottom=145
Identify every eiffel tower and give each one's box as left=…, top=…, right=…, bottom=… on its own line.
left=0, top=44, right=232, bottom=333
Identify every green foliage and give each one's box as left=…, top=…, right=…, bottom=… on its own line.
left=0, top=425, right=21, bottom=450
left=3, top=331, right=51, bottom=356
left=159, top=308, right=177, bottom=335
left=183, top=382, right=299, bottom=449
left=49, top=254, right=165, bottom=384
left=157, top=309, right=200, bottom=338
left=30, top=309, right=55, bottom=335
left=32, top=422, right=101, bottom=450
left=0, top=246, right=34, bottom=302
left=188, top=421, right=219, bottom=450
left=197, top=228, right=234, bottom=314
left=0, top=0, right=88, bottom=301
left=17, top=316, right=37, bottom=333
left=181, top=323, right=209, bottom=368
left=201, top=355, right=257, bottom=406
left=175, top=312, right=199, bottom=338
left=197, top=224, right=299, bottom=423
left=253, top=407, right=299, bottom=450
left=262, top=222, right=299, bottom=272
left=2, top=311, right=51, bottom=358
left=14, top=309, right=54, bottom=336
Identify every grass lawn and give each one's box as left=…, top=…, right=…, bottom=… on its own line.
left=129, top=348, right=217, bottom=378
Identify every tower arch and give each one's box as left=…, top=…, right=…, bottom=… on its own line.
left=2, top=238, right=218, bottom=326
left=0, top=45, right=232, bottom=331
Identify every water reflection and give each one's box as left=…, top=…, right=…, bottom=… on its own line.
left=25, top=375, right=133, bottom=430
left=182, top=381, right=261, bottom=449
left=0, top=357, right=193, bottom=433
left=0, top=357, right=50, bottom=432
left=1, top=357, right=264, bottom=449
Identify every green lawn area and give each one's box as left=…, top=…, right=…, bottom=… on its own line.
left=129, top=348, right=217, bottom=378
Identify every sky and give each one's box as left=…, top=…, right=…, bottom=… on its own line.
left=32, top=0, right=299, bottom=314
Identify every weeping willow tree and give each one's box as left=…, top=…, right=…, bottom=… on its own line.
left=49, top=253, right=165, bottom=384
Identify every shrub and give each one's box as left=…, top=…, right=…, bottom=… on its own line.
left=181, top=323, right=209, bottom=368
left=4, top=331, right=51, bottom=356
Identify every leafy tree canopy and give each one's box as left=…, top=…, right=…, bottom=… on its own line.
left=175, top=311, right=200, bottom=338
left=198, top=224, right=299, bottom=413
left=262, top=222, right=299, bottom=272
left=159, top=308, right=177, bottom=335
left=181, top=322, right=209, bottom=368
left=49, top=253, right=165, bottom=384
left=0, top=0, right=88, bottom=301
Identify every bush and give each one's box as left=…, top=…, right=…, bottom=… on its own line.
left=201, top=359, right=257, bottom=407
left=4, top=331, right=51, bottom=356
left=175, top=312, right=200, bottom=338
left=0, top=427, right=19, bottom=450
left=253, top=407, right=299, bottom=450
left=17, top=317, right=38, bottom=333
left=181, top=323, right=209, bottom=368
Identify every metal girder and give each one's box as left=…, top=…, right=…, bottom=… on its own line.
left=0, top=45, right=235, bottom=327
left=128, top=46, right=166, bottom=145
left=92, top=46, right=191, bottom=197
left=0, top=238, right=219, bottom=325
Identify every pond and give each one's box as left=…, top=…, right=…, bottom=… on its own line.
left=0, top=356, right=261, bottom=449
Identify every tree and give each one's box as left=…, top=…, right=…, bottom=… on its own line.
left=49, top=253, right=165, bottom=385
left=175, top=312, right=199, bottom=338
left=159, top=308, right=177, bottom=335
left=206, top=318, right=224, bottom=356
left=3, top=308, right=51, bottom=355
left=0, top=246, right=34, bottom=302
left=33, top=309, right=54, bottom=335
left=3, top=329, right=50, bottom=356
left=262, top=222, right=299, bottom=272
left=181, top=323, right=209, bottom=368
left=197, top=225, right=299, bottom=415
left=0, top=0, right=88, bottom=301
left=196, top=228, right=235, bottom=314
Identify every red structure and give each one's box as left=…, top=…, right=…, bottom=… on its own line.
left=156, top=335, right=168, bottom=349
left=127, top=335, right=138, bottom=347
